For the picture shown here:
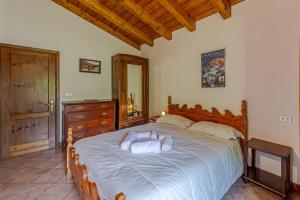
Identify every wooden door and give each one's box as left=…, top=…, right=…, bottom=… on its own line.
left=0, top=45, right=58, bottom=158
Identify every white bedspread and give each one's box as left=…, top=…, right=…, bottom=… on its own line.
left=74, top=123, right=243, bottom=200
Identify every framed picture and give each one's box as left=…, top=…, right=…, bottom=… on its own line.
left=79, top=58, right=101, bottom=73
left=201, top=49, right=225, bottom=88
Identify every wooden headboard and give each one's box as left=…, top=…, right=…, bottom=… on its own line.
left=167, top=96, right=248, bottom=144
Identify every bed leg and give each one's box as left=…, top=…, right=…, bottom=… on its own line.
left=115, top=192, right=126, bottom=200
left=66, top=128, right=73, bottom=181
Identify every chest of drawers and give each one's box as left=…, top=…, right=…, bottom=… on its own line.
left=63, top=100, right=115, bottom=143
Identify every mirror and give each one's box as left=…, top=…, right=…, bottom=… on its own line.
left=127, top=64, right=142, bottom=118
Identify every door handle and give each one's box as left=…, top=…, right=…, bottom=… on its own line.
left=48, top=100, right=54, bottom=112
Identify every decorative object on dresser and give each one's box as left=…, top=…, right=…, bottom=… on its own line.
left=79, top=58, right=101, bottom=73
left=244, top=138, right=292, bottom=200
left=62, top=100, right=115, bottom=144
left=201, top=49, right=225, bottom=88
left=112, top=54, right=149, bottom=129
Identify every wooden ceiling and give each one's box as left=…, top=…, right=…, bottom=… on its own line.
left=53, top=0, right=245, bottom=49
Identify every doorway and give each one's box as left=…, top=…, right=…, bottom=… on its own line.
left=0, top=44, right=60, bottom=158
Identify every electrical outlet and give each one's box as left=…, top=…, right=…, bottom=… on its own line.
left=280, top=115, right=292, bottom=123
left=65, top=92, right=73, bottom=97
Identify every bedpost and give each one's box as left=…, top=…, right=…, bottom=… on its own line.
left=168, top=96, right=172, bottom=113
left=66, top=128, right=73, bottom=180
left=115, top=192, right=126, bottom=200
left=241, top=100, right=248, bottom=142
left=241, top=100, right=248, bottom=181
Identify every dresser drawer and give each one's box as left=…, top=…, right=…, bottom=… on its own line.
left=86, top=126, right=115, bottom=136
left=63, top=100, right=116, bottom=145
left=85, top=118, right=114, bottom=128
left=94, top=102, right=115, bottom=110
left=68, top=123, right=85, bottom=132
left=69, top=118, right=114, bottom=131
left=64, top=104, right=94, bottom=112
left=67, top=110, right=114, bottom=122
left=72, top=126, right=115, bottom=142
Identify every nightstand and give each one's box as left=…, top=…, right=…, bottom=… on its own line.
left=244, top=138, right=292, bottom=200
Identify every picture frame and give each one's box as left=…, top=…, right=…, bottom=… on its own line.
left=201, top=49, right=225, bottom=88
left=79, top=58, right=101, bottom=73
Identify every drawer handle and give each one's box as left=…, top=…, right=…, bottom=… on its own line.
left=101, top=121, right=107, bottom=125
left=101, top=112, right=108, bottom=116
left=76, top=125, right=84, bottom=129
left=76, top=115, right=84, bottom=119
left=101, top=104, right=107, bottom=108
left=77, top=106, right=84, bottom=110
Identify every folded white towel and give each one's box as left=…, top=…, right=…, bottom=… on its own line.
left=150, top=132, right=158, bottom=139
left=158, top=134, right=167, bottom=141
left=121, top=131, right=174, bottom=153
left=121, top=131, right=151, bottom=150
left=130, top=140, right=161, bottom=154
left=135, top=131, right=151, bottom=139
left=161, top=136, right=174, bottom=152
left=120, top=132, right=137, bottom=151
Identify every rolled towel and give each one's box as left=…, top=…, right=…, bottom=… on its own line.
left=134, top=131, right=151, bottom=139
left=161, top=136, right=174, bottom=152
left=158, top=134, right=167, bottom=141
left=150, top=131, right=158, bottom=139
left=121, top=132, right=137, bottom=151
left=130, top=140, right=161, bottom=154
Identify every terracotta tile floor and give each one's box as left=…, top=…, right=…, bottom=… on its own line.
left=0, top=148, right=299, bottom=200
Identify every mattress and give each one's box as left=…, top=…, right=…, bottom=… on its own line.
left=74, top=122, right=243, bottom=200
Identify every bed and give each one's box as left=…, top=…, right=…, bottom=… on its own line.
left=66, top=96, right=248, bottom=200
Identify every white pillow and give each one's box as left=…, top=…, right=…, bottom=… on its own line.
left=156, top=114, right=194, bottom=129
left=187, top=121, right=244, bottom=140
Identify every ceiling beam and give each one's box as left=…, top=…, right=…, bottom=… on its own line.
left=79, top=0, right=153, bottom=46
left=119, top=0, right=172, bottom=40
left=159, top=0, right=195, bottom=32
left=209, top=0, right=231, bottom=19
left=52, top=0, right=141, bottom=49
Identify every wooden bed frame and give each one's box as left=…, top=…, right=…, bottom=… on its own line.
left=66, top=96, right=248, bottom=200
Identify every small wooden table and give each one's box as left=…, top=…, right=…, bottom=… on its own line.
left=244, top=138, right=292, bottom=200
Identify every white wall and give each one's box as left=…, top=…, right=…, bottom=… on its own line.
left=0, top=0, right=140, bottom=140
left=142, top=0, right=300, bottom=184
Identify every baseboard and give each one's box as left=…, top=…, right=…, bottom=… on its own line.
left=291, top=182, right=300, bottom=192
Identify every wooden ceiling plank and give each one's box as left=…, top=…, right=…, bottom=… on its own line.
left=79, top=0, right=153, bottom=46
left=159, top=0, right=196, bottom=32
left=209, top=0, right=231, bottom=19
left=119, top=0, right=172, bottom=40
left=52, top=0, right=141, bottom=50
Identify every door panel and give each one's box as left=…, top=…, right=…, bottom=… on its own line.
left=0, top=45, right=57, bottom=158
left=11, top=117, right=49, bottom=146
left=11, top=51, right=49, bottom=114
